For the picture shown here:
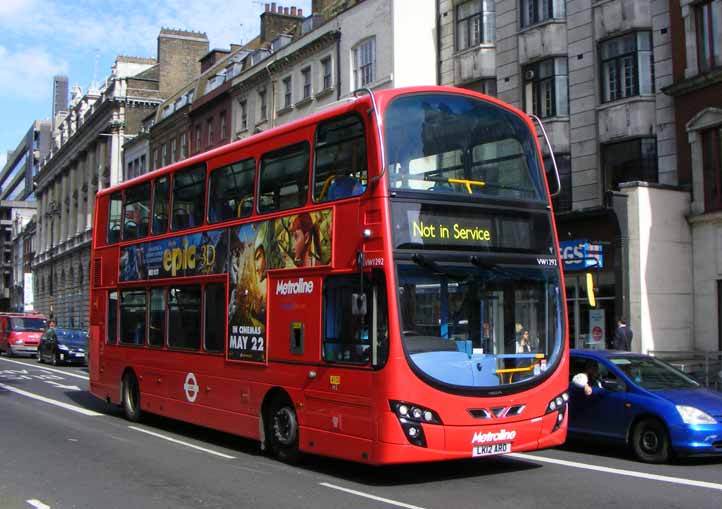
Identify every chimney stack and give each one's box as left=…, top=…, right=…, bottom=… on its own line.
left=298, top=8, right=302, bottom=16
left=290, top=6, right=296, bottom=16
left=271, top=2, right=276, bottom=13
left=284, top=6, right=289, bottom=15
left=265, top=3, right=270, bottom=11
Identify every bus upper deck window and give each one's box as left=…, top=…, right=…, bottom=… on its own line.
left=172, top=165, right=206, bottom=230
left=152, top=176, right=169, bottom=235
left=259, top=143, right=309, bottom=214
left=208, top=158, right=255, bottom=223
left=123, top=182, right=150, bottom=240
left=314, top=114, right=368, bottom=202
left=107, top=192, right=122, bottom=244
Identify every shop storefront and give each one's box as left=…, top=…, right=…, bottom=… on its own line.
left=557, top=208, right=625, bottom=351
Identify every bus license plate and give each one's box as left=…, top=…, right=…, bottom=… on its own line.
left=472, top=442, right=511, bottom=457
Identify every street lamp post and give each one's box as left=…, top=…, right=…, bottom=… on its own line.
left=46, top=201, right=60, bottom=320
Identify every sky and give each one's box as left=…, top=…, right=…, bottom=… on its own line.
left=0, top=0, right=312, bottom=166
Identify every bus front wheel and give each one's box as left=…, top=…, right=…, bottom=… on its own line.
left=122, top=372, right=142, bottom=422
left=266, top=396, right=300, bottom=464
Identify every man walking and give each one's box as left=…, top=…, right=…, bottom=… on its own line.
left=613, top=318, right=633, bottom=351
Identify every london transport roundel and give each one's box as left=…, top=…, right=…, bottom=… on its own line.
left=184, top=372, right=199, bottom=403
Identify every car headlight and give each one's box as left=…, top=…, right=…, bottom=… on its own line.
left=57, top=344, right=69, bottom=351
left=14, top=339, right=24, bottom=345
left=676, top=405, right=716, bottom=425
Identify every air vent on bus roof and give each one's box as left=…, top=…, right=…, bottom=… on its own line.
left=93, top=258, right=102, bottom=287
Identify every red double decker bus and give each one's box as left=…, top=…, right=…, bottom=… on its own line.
left=89, top=86, right=569, bottom=464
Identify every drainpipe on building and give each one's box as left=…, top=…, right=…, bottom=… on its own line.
left=609, top=191, right=630, bottom=336
left=336, top=31, right=342, bottom=100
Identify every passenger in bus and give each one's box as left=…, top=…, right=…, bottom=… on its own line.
left=289, top=213, right=321, bottom=267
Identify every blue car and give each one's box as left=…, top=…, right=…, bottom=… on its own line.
left=568, top=349, right=722, bottom=463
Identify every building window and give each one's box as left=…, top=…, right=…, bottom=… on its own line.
left=696, top=0, right=721, bottom=72
left=161, top=144, right=167, bottom=167
left=239, top=100, right=248, bottom=131
left=601, top=137, right=658, bottom=191
left=600, top=31, right=654, bottom=103
left=283, top=76, right=292, bottom=108
left=547, top=154, right=571, bottom=212
left=259, top=90, right=267, bottom=120
left=153, top=148, right=159, bottom=170
left=463, top=78, right=497, bottom=96
left=207, top=118, right=214, bottom=146
left=220, top=112, right=227, bottom=140
left=523, top=58, right=568, bottom=118
left=353, top=37, right=376, bottom=88
left=195, top=126, right=201, bottom=153
left=302, top=66, right=312, bottom=99
left=521, top=0, right=565, bottom=28
left=456, top=0, right=495, bottom=50
left=140, top=154, right=146, bottom=174
left=180, top=133, right=187, bottom=160
left=170, top=139, right=176, bottom=164
left=321, top=57, right=332, bottom=90
left=702, top=126, right=722, bottom=212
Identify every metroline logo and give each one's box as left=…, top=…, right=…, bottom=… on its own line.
left=471, top=429, right=517, bottom=444
left=275, top=278, right=314, bottom=296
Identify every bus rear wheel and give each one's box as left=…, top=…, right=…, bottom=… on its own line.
left=122, top=372, right=142, bottom=422
left=266, top=396, right=300, bottom=464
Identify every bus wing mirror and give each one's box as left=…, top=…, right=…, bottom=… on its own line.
left=352, top=293, right=367, bottom=316
left=529, top=114, right=561, bottom=198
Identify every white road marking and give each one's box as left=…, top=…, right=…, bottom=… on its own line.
left=510, top=452, right=722, bottom=492
left=26, top=499, right=50, bottom=509
left=128, top=426, right=236, bottom=459
left=320, top=482, right=427, bottom=509
left=0, top=357, right=89, bottom=380
left=0, top=383, right=102, bottom=416
left=44, top=380, right=81, bottom=391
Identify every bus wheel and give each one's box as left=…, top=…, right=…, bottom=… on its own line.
left=122, top=372, right=142, bottom=422
left=267, top=396, right=300, bottom=464
left=632, top=418, right=670, bottom=463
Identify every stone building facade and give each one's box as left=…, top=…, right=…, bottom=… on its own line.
left=33, top=29, right=208, bottom=328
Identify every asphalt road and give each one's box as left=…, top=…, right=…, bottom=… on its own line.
left=1, top=355, right=721, bottom=509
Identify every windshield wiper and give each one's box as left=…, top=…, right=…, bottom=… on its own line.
left=411, top=254, right=465, bottom=281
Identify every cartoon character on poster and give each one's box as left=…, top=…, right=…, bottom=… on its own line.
left=228, top=222, right=269, bottom=361
left=273, top=211, right=332, bottom=268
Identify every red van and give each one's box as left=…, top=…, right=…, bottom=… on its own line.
left=0, top=313, right=48, bottom=357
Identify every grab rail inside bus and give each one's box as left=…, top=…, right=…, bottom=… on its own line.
left=353, top=87, right=387, bottom=187
left=528, top=114, right=561, bottom=198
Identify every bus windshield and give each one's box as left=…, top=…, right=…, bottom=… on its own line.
left=10, top=317, right=48, bottom=332
left=385, top=93, right=544, bottom=201
left=398, top=261, right=563, bottom=390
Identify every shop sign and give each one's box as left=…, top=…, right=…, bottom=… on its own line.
left=559, top=240, right=604, bottom=271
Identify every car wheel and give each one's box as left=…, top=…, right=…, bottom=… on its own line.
left=266, top=396, right=300, bottom=464
left=51, top=352, right=59, bottom=366
left=122, top=372, right=142, bottom=422
left=632, top=418, right=670, bottom=463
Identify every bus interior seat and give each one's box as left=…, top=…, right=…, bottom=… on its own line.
left=153, top=213, right=167, bottom=233
left=138, top=220, right=149, bottom=237
left=108, top=224, right=121, bottom=243
left=327, top=175, right=364, bottom=200
left=173, top=208, right=190, bottom=229
left=123, top=221, right=137, bottom=240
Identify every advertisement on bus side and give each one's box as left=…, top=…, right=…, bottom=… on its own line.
left=227, top=210, right=332, bottom=362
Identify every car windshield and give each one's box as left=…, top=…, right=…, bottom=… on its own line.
left=384, top=93, right=544, bottom=201
left=10, top=317, right=47, bottom=331
left=610, top=356, right=700, bottom=390
left=397, top=260, right=563, bottom=389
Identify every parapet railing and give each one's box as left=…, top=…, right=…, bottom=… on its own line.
left=648, top=350, right=722, bottom=391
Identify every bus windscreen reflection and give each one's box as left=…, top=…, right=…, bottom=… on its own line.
left=398, top=262, right=562, bottom=388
